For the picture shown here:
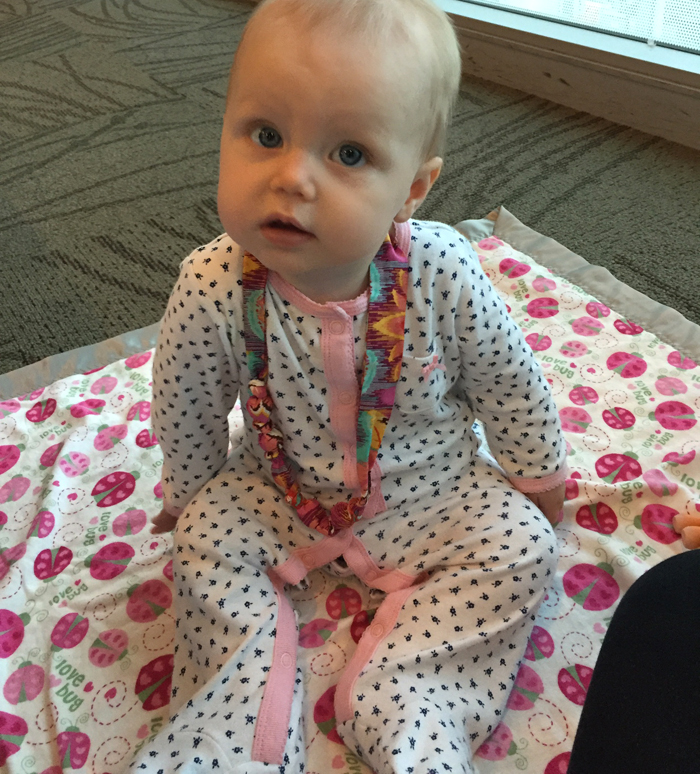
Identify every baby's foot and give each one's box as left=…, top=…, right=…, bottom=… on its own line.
left=673, top=508, right=700, bottom=549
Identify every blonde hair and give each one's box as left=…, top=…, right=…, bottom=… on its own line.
left=231, top=0, right=462, bottom=159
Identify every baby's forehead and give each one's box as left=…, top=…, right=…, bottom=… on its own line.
left=246, top=0, right=428, bottom=66
left=232, top=0, right=441, bottom=156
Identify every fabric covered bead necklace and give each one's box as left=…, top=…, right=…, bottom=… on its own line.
left=242, top=235, right=408, bottom=535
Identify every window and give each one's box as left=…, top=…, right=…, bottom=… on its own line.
left=460, top=0, right=700, bottom=53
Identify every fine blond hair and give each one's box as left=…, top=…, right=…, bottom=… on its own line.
left=230, top=0, right=462, bottom=159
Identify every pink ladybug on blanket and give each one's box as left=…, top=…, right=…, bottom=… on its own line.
left=58, top=451, right=90, bottom=478
left=0, top=445, right=22, bottom=476
left=613, top=318, right=643, bottom=336
left=0, top=542, right=27, bottom=579
left=602, top=406, right=636, bottom=430
left=0, top=610, right=30, bottom=658
left=568, top=385, right=598, bottom=406
left=667, top=351, right=696, bottom=370
left=51, top=613, right=90, bottom=652
left=558, top=407, right=592, bottom=434
left=525, top=332, right=552, bottom=352
left=56, top=726, right=90, bottom=769
left=27, top=510, right=55, bottom=539
left=0, top=400, right=20, bottom=419
left=563, top=563, right=620, bottom=611
left=0, top=711, right=28, bottom=766
left=85, top=542, right=135, bottom=580
left=39, top=441, right=64, bottom=469
left=3, top=662, right=45, bottom=704
left=533, top=275, right=556, bottom=292
left=127, top=579, right=172, bottom=622
left=26, top=398, right=56, bottom=423
left=34, top=546, right=73, bottom=581
left=314, top=685, right=344, bottom=744
left=299, top=618, right=338, bottom=648
left=128, top=401, right=151, bottom=422
left=91, top=375, right=118, bottom=395
left=650, top=401, right=697, bottom=431
left=92, top=471, right=138, bottom=507
left=635, top=504, right=680, bottom=545
left=606, top=351, right=647, bottom=378
left=524, top=625, right=554, bottom=661
left=545, top=752, right=572, bottom=774
left=475, top=723, right=526, bottom=766
left=570, top=317, right=603, bottom=337
left=499, top=258, right=530, bottom=278
left=507, top=663, right=543, bottom=710
left=526, top=298, right=559, bottom=319
left=125, top=351, right=152, bottom=370
left=88, top=629, right=129, bottom=668
left=558, top=664, right=593, bottom=705
left=94, top=423, right=128, bottom=450
left=576, top=503, right=618, bottom=535
left=70, top=398, right=105, bottom=418
left=0, top=476, right=30, bottom=504
left=135, top=654, right=173, bottom=711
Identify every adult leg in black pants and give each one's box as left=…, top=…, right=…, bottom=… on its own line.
left=568, top=550, right=700, bottom=774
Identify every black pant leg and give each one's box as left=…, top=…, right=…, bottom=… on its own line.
left=568, top=550, right=700, bottom=774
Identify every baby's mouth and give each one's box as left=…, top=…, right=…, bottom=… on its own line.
left=263, top=218, right=312, bottom=235
left=260, top=216, right=315, bottom=246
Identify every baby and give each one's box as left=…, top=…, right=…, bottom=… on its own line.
left=135, top=0, right=567, bottom=772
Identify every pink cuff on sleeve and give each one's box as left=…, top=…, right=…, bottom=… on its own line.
left=510, top=460, right=569, bottom=494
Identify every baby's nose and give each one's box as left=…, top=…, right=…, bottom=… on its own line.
left=271, top=150, right=317, bottom=200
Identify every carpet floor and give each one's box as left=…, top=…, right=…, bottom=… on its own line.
left=2, top=0, right=699, bottom=374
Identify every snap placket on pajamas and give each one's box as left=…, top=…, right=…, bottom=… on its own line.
left=251, top=528, right=427, bottom=763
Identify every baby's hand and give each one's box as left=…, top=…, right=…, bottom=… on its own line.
left=151, top=508, right=179, bottom=534
left=673, top=511, right=700, bottom=550
left=526, top=483, right=565, bottom=527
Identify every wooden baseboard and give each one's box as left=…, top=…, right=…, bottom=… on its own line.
left=449, top=13, right=700, bottom=150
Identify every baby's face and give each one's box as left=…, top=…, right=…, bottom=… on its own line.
left=218, top=10, right=439, bottom=302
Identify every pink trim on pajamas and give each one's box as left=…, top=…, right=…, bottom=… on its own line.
left=322, top=308, right=362, bottom=490
left=251, top=571, right=299, bottom=764
left=253, top=521, right=425, bottom=762
left=335, top=584, right=419, bottom=724
left=269, top=273, right=369, bottom=319
left=269, top=272, right=371, bottom=493
left=274, top=529, right=355, bottom=586
left=510, top=461, right=569, bottom=493
left=343, top=533, right=427, bottom=592
left=393, top=220, right=410, bottom=257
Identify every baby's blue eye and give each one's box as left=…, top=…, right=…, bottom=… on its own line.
left=255, top=127, right=281, bottom=148
left=337, top=145, right=364, bottom=166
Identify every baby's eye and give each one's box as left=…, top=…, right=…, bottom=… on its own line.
left=334, top=144, right=365, bottom=167
left=254, top=127, right=282, bottom=148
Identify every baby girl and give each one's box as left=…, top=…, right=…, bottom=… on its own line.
left=134, top=0, right=567, bottom=772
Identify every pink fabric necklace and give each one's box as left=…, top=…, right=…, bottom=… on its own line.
left=242, top=235, right=408, bottom=535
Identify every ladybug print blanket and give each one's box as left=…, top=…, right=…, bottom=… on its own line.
left=0, top=208, right=698, bottom=774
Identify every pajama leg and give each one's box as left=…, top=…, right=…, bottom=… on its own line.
left=128, top=455, right=308, bottom=774
left=337, top=459, right=558, bottom=774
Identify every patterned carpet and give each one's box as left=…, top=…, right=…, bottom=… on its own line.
left=2, top=0, right=699, bottom=374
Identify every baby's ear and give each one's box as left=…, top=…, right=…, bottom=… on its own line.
left=394, top=157, right=443, bottom=223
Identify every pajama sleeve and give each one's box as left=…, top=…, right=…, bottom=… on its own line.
left=455, top=243, right=567, bottom=492
left=151, top=243, right=241, bottom=517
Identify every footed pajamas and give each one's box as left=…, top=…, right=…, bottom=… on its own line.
left=129, top=220, right=567, bottom=774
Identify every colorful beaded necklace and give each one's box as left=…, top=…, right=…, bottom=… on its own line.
left=242, top=235, right=408, bottom=536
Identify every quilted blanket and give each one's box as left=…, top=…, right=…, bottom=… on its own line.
left=0, top=208, right=698, bottom=774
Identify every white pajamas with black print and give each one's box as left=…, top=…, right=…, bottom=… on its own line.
left=129, top=220, right=566, bottom=774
